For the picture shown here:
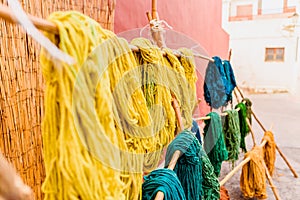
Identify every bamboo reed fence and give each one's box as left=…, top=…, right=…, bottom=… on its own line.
left=0, top=0, right=116, bottom=199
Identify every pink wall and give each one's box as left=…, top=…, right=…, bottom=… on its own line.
left=114, top=0, right=229, bottom=58
left=114, top=0, right=229, bottom=118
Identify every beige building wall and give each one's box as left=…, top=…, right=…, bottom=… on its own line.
left=223, top=0, right=300, bottom=93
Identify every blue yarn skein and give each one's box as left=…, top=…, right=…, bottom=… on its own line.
left=204, top=57, right=236, bottom=108
left=165, top=130, right=202, bottom=200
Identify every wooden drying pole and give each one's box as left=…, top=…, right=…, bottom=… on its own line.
left=0, top=2, right=189, bottom=199
left=234, top=91, right=257, bottom=146
left=230, top=90, right=281, bottom=199
left=0, top=4, right=58, bottom=34
left=219, top=138, right=281, bottom=200
left=193, top=107, right=241, bottom=121
left=145, top=0, right=183, bottom=199
left=220, top=86, right=280, bottom=199
left=0, top=4, right=213, bottom=62
left=235, top=86, right=298, bottom=178
left=153, top=150, right=181, bottom=200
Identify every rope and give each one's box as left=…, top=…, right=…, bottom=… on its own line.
left=235, top=102, right=250, bottom=152
left=142, top=169, right=187, bottom=200
left=222, top=110, right=241, bottom=165
left=262, top=131, right=276, bottom=176
left=240, top=146, right=267, bottom=199
left=164, top=130, right=202, bottom=200
left=203, top=112, right=228, bottom=177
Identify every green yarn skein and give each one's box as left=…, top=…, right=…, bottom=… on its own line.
left=235, top=102, right=250, bottom=152
left=203, top=112, right=228, bottom=177
left=223, top=110, right=241, bottom=165
left=200, top=145, right=220, bottom=200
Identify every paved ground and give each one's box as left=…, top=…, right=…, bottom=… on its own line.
left=219, top=93, right=300, bottom=200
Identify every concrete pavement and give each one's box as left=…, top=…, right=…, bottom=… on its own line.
left=219, top=93, right=300, bottom=200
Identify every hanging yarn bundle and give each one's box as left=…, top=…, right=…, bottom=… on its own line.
left=203, top=112, right=228, bottom=177
left=128, top=38, right=176, bottom=173
left=222, top=60, right=236, bottom=103
left=220, top=186, right=230, bottom=200
left=131, top=38, right=197, bottom=131
left=204, top=57, right=236, bottom=109
left=40, top=11, right=181, bottom=200
left=164, top=130, right=202, bottom=200
left=235, top=102, right=250, bottom=152
left=163, top=47, right=198, bottom=129
left=40, top=11, right=128, bottom=200
left=191, top=120, right=202, bottom=144
left=204, top=57, right=226, bottom=109
left=178, top=47, right=198, bottom=110
left=262, top=131, right=276, bottom=176
left=243, top=98, right=253, bottom=125
left=222, top=110, right=241, bottom=165
left=142, top=169, right=187, bottom=200
left=200, top=145, right=221, bottom=200
left=240, top=146, right=267, bottom=199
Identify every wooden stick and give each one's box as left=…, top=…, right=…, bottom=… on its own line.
left=172, top=97, right=184, bottom=133
left=0, top=4, right=214, bottom=63
left=275, top=145, right=298, bottom=178
left=152, top=0, right=158, bottom=19
left=154, top=150, right=181, bottom=200
left=154, top=192, right=164, bottom=200
left=193, top=53, right=214, bottom=62
left=246, top=118, right=257, bottom=146
left=0, top=4, right=58, bottom=34
left=235, top=85, right=245, bottom=99
left=220, top=157, right=251, bottom=186
left=233, top=89, right=257, bottom=146
left=146, top=11, right=152, bottom=22
left=263, top=161, right=282, bottom=200
left=234, top=88, right=240, bottom=103
left=193, top=107, right=240, bottom=121
left=220, top=139, right=267, bottom=186
left=167, top=150, right=181, bottom=170
left=235, top=86, right=299, bottom=178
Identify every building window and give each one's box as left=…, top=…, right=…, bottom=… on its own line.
left=236, top=5, right=253, bottom=17
left=265, top=48, right=285, bottom=62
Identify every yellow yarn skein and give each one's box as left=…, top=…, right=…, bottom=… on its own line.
left=40, top=11, right=199, bottom=200
left=40, top=11, right=142, bottom=200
